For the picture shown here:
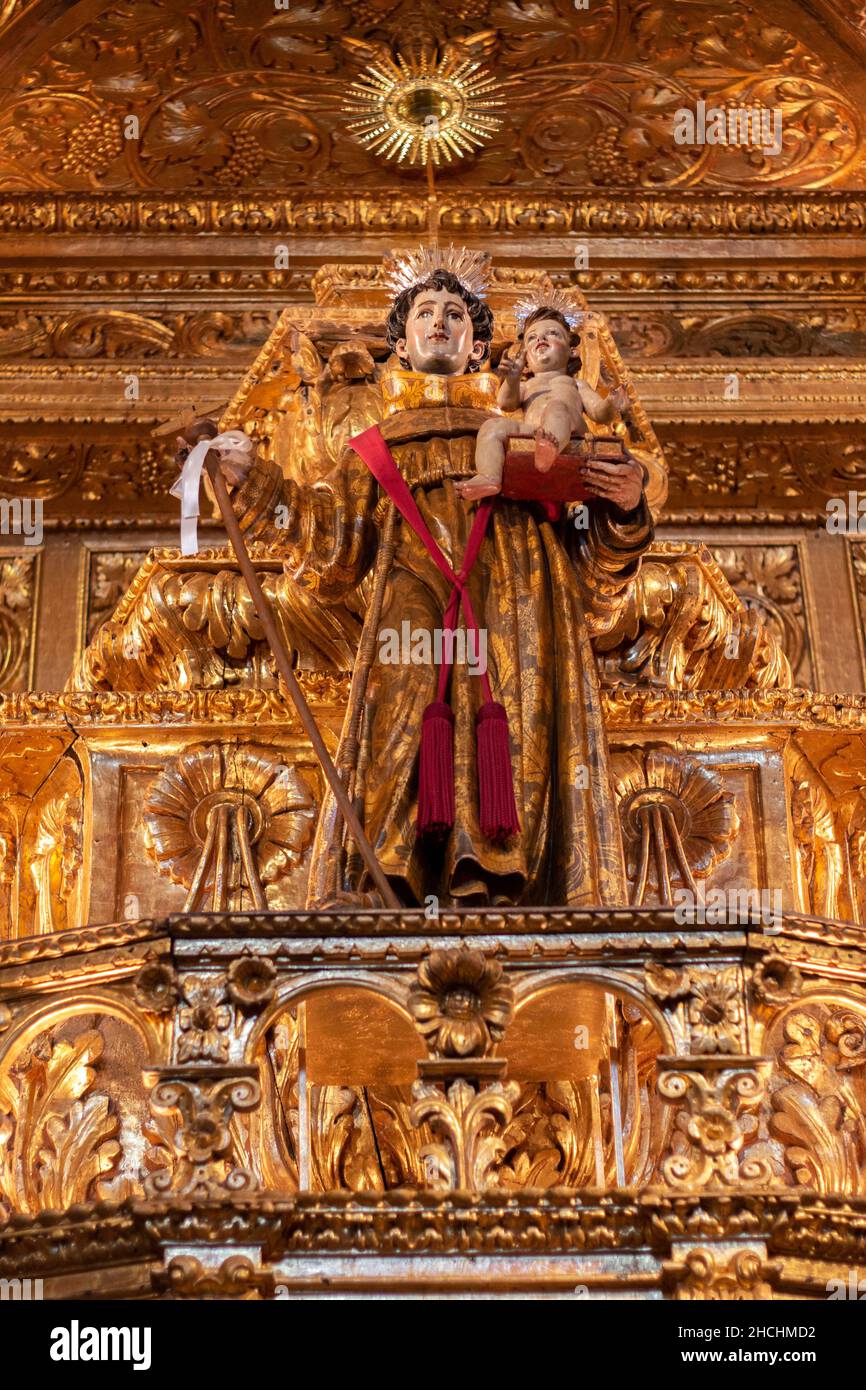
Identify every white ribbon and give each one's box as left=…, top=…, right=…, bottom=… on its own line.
left=169, top=430, right=253, bottom=556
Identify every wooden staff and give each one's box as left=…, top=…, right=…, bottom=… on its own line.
left=203, top=450, right=401, bottom=911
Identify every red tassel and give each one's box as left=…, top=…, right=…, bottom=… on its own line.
left=476, top=701, right=520, bottom=844
left=417, top=701, right=455, bottom=838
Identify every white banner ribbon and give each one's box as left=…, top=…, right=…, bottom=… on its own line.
left=169, top=430, right=254, bottom=556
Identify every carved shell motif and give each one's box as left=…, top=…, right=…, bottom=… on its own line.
left=611, top=748, right=738, bottom=904
left=143, top=743, right=317, bottom=910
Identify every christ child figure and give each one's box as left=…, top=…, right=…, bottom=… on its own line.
left=456, top=306, right=631, bottom=501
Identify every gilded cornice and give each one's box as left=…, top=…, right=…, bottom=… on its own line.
left=1, top=194, right=866, bottom=236
left=663, top=510, right=847, bottom=524
left=603, top=686, right=866, bottom=727
left=0, top=684, right=350, bottom=728
left=0, top=264, right=864, bottom=303
left=0, top=920, right=164, bottom=972
left=2, top=1191, right=866, bottom=1276
left=6, top=684, right=866, bottom=730
left=1, top=907, right=863, bottom=980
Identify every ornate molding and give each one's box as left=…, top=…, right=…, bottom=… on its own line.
left=6, top=683, right=866, bottom=730
left=1, top=193, right=865, bottom=234
left=0, top=907, right=863, bottom=979
left=3, top=1190, right=866, bottom=1283
left=0, top=682, right=351, bottom=728
left=602, top=685, right=866, bottom=728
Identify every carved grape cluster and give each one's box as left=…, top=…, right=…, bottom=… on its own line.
left=61, top=115, right=124, bottom=176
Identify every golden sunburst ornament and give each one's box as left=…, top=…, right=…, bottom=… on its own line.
left=343, top=49, right=502, bottom=166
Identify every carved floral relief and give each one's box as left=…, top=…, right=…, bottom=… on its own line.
left=767, top=1002, right=866, bottom=1194
left=0, top=1017, right=158, bottom=1219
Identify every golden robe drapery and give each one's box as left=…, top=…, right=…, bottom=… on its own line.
left=232, top=382, right=653, bottom=908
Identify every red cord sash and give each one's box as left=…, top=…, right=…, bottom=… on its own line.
left=349, top=424, right=520, bottom=844
left=349, top=425, right=494, bottom=702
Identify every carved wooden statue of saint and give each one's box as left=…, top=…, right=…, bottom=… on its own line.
left=205, top=250, right=667, bottom=909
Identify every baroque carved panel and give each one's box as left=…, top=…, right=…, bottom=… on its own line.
left=0, top=1013, right=159, bottom=1219
left=609, top=745, right=770, bottom=913
left=2, top=304, right=866, bottom=363
left=765, top=1000, right=866, bottom=1194
left=0, top=308, right=277, bottom=363
left=0, top=0, right=862, bottom=193
left=85, top=548, right=149, bottom=643
left=710, top=543, right=812, bottom=685
left=604, top=308, right=866, bottom=360
left=661, top=427, right=866, bottom=517
left=143, top=742, right=318, bottom=913
left=0, top=551, right=37, bottom=693
left=0, top=432, right=180, bottom=518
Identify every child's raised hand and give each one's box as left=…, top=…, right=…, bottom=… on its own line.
left=499, top=345, right=526, bottom=378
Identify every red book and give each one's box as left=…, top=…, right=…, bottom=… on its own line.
left=501, top=434, right=627, bottom=504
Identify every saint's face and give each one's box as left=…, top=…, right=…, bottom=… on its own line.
left=523, top=317, right=573, bottom=374
left=396, top=287, right=486, bottom=375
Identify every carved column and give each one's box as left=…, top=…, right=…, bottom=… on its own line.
left=407, top=948, right=518, bottom=1192
left=647, top=959, right=773, bottom=1188
left=139, top=958, right=277, bottom=1296
left=141, top=958, right=279, bottom=1198
left=646, top=958, right=776, bottom=1298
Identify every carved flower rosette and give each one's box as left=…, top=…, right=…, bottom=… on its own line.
left=408, top=949, right=514, bottom=1060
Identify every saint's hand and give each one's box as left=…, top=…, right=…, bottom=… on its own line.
left=209, top=448, right=255, bottom=490
left=581, top=453, right=644, bottom=514
left=175, top=419, right=254, bottom=491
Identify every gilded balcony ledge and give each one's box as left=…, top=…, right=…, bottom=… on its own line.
left=0, top=1190, right=864, bottom=1299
